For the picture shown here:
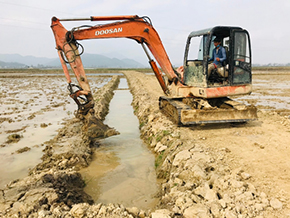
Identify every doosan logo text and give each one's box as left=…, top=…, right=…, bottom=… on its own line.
left=95, top=28, right=123, bottom=36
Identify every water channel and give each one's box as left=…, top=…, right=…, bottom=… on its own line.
left=80, top=78, right=159, bottom=209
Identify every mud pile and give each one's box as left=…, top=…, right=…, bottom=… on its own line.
left=123, top=71, right=285, bottom=217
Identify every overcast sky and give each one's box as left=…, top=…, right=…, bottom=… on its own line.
left=0, top=0, right=290, bottom=66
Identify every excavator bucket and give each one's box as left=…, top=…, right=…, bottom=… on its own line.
left=80, top=109, right=119, bottom=144
left=159, top=96, right=258, bottom=125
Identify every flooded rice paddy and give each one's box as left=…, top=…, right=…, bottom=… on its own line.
left=0, top=75, right=110, bottom=188
left=236, top=74, right=290, bottom=113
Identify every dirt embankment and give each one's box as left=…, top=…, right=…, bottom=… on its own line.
left=123, top=71, right=290, bottom=217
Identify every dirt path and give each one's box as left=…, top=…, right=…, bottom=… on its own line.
left=189, top=112, right=290, bottom=202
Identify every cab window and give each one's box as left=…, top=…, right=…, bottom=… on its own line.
left=187, top=36, right=203, bottom=61
left=233, top=32, right=251, bottom=84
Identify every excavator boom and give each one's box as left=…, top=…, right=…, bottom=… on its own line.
left=51, top=15, right=185, bottom=115
left=52, top=15, right=177, bottom=80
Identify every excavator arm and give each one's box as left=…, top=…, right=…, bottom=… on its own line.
left=51, top=15, right=182, bottom=115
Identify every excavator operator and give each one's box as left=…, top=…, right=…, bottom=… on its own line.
left=208, top=37, right=227, bottom=78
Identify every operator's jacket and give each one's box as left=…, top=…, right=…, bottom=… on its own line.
left=209, top=46, right=226, bottom=66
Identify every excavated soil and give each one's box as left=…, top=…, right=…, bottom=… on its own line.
left=0, top=70, right=290, bottom=217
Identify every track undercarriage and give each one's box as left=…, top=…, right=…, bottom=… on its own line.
left=159, top=96, right=258, bottom=125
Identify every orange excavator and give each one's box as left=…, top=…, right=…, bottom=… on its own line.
left=51, top=15, right=257, bottom=125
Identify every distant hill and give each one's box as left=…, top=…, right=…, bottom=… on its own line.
left=0, top=54, right=54, bottom=66
left=0, top=60, right=27, bottom=68
left=0, top=53, right=145, bottom=69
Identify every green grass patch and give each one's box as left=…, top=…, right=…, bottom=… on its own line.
left=139, top=122, right=145, bottom=129
left=133, top=105, right=139, bottom=113
left=155, top=150, right=165, bottom=169
left=156, top=130, right=171, bottom=142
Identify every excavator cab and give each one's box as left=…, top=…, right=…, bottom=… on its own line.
left=183, top=26, right=252, bottom=93
left=159, top=26, right=257, bottom=125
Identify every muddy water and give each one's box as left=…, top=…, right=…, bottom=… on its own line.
left=81, top=78, right=159, bottom=210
